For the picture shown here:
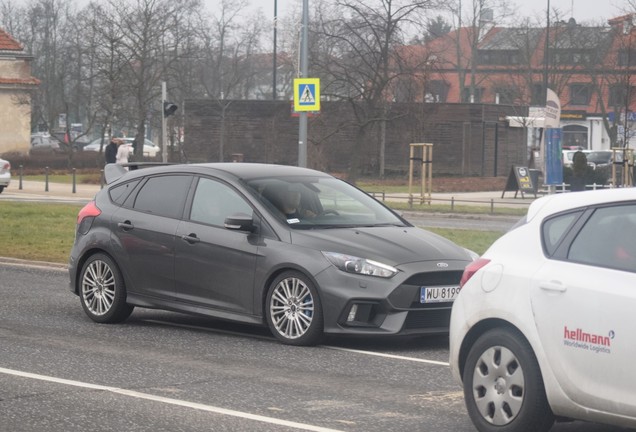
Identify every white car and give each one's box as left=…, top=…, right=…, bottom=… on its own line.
left=83, top=137, right=160, bottom=158
left=0, top=158, right=10, bottom=193
left=449, top=188, right=636, bottom=432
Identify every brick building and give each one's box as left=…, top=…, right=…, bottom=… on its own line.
left=394, top=14, right=636, bottom=151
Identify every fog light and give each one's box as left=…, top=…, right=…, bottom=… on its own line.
left=347, top=304, right=358, bottom=322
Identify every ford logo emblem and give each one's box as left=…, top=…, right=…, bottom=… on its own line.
left=436, top=262, right=449, bottom=268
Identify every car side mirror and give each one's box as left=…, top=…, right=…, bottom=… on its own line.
left=224, top=212, right=255, bottom=232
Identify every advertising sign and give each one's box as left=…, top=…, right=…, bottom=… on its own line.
left=545, top=128, right=563, bottom=185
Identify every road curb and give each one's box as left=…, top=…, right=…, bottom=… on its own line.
left=0, top=256, right=67, bottom=270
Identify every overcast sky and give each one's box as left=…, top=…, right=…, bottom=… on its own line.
left=209, top=0, right=627, bottom=25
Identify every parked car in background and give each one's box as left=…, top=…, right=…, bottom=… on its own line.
left=449, top=188, right=636, bottom=432
left=69, top=163, right=477, bottom=346
left=83, top=137, right=160, bottom=158
left=0, top=158, right=10, bottom=193
left=30, top=133, right=68, bottom=155
left=585, top=150, right=614, bottom=169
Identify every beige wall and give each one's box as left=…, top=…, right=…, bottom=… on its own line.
left=0, top=57, right=33, bottom=155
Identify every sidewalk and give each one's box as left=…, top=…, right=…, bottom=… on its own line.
left=0, top=179, right=539, bottom=209
left=0, top=180, right=100, bottom=203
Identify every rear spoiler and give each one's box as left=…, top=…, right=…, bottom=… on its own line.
left=103, top=162, right=177, bottom=185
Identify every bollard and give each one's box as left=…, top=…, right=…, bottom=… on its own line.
left=490, top=199, right=494, bottom=214
left=451, top=197, right=455, bottom=211
left=72, top=168, right=77, bottom=194
left=19, top=165, right=23, bottom=190
left=100, top=169, right=105, bottom=189
left=45, top=167, right=49, bottom=192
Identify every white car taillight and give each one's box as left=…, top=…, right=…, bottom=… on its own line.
left=460, top=258, right=490, bottom=287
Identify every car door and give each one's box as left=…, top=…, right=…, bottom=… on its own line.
left=530, top=204, right=636, bottom=417
left=111, top=174, right=192, bottom=300
left=174, top=176, right=259, bottom=315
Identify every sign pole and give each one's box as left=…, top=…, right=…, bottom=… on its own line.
left=162, top=81, right=167, bottom=163
left=298, top=0, right=309, bottom=167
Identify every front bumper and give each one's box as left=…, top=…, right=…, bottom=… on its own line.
left=315, top=260, right=469, bottom=336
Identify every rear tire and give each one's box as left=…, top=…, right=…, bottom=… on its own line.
left=79, top=253, right=133, bottom=323
left=462, top=328, right=554, bottom=432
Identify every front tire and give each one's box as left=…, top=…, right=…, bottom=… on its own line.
left=79, top=253, right=134, bottom=323
left=463, top=328, right=554, bottom=432
left=266, top=271, right=323, bottom=346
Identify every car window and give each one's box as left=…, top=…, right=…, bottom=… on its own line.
left=133, top=175, right=191, bottom=219
left=189, top=177, right=252, bottom=226
left=247, top=177, right=406, bottom=228
left=109, top=179, right=141, bottom=205
left=568, top=204, right=636, bottom=273
left=541, top=211, right=582, bottom=256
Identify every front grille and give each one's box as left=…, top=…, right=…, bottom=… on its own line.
left=403, top=308, right=452, bottom=330
left=388, top=270, right=463, bottom=309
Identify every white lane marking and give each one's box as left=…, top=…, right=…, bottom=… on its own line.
left=143, top=319, right=449, bottom=366
left=0, top=367, right=344, bottom=432
left=324, top=346, right=450, bottom=366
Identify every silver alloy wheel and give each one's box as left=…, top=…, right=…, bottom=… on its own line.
left=472, top=345, right=525, bottom=426
left=81, top=259, right=116, bottom=316
left=269, top=276, right=314, bottom=340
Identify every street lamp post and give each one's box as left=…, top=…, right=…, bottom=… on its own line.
left=273, top=0, right=277, bottom=100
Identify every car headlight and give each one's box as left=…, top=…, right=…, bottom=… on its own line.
left=322, top=252, right=398, bottom=278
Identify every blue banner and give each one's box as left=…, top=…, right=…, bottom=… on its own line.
left=545, top=128, right=563, bottom=185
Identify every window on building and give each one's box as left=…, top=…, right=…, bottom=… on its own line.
left=531, top=83, right=544, bottom=105
left=562, top=124, right=588, bottom=149
left=569, top=84, right=592, bottom=106
left=618, top=49, right=636, bottom=66
left=477, top=50, right=520, bottom=65
left=424, top=80, right=450, bottom=103
left=494, top=86, right=521, bottom=105
left=608, top=84, right=636, bottom=107
left=551, top=49, right=594, bottom=65
left=462, top=87, right=484, bottom=103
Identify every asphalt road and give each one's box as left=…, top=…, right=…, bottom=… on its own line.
left=1, top=263, right=631, bottom=432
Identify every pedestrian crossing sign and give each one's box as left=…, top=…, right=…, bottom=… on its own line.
left=293, top=78, right=320, bottom=112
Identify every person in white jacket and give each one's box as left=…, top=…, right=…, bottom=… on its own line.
left=116, top=140, right=131, bottom=167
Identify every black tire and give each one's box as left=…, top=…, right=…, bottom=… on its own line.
left=462, top=328, right=554, bottom=432
left=79, top=253, right=134, bottom=323
left=0, top=185, right=4, bottom=194
left=265, top=271, right=324, bottom=346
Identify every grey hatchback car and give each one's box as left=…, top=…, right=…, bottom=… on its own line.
left=69, top=163, right=476, bottom=345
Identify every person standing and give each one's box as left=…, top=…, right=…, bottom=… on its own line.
left=104, top=138, right=118, bottom=165
left=116, top=139, right=130, bottom=166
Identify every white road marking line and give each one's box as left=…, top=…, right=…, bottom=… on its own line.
left=323, top=346, right=450, bottom=366
left=0, top=367, right=345, bottom=432
left=144, top=319, right=449, bottom=366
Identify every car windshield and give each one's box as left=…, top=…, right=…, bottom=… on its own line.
left=245, top=176, right=407, bottom=229
left=586, top=151, right=611, bottom=164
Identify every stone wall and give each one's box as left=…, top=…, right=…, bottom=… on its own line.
left=183, top=100, right=528, bottom=177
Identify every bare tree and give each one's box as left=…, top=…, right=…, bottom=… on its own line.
left=313, top=0, right=436, bottom=180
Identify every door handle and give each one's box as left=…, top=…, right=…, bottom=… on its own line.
left=539, top=280, right=567, bottom=293
left=181, top=233, right=200, bottom=244
left=117, top=221, right=134, bottom=231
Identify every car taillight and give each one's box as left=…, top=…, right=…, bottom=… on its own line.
left=77, top=201, right=101, bottom=234
left=460, top=258, right=490, bottom=287
left=1, top=161, right=9, bottom=170
left=77, top=201, right=101, bottom=224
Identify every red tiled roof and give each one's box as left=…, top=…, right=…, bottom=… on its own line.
left=0, top=77, right=40, bottom=85
left=0, top=28, right=23, bottom=51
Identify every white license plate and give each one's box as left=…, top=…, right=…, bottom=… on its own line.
left=420, top=286, right=461, bottom=303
